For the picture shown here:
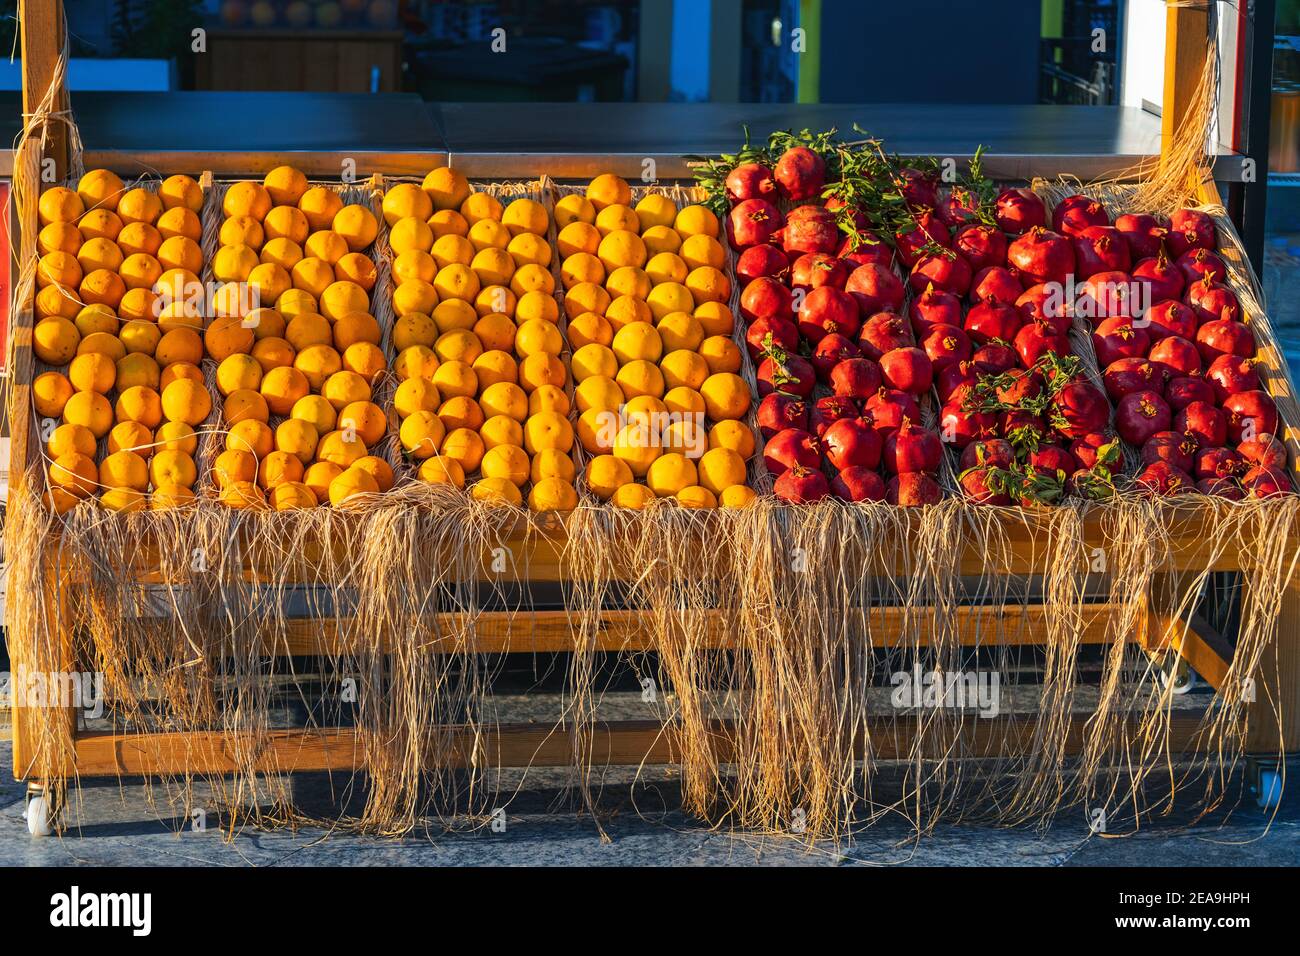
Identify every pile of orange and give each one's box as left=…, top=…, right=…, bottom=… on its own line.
left=208, top=164, right=389, bottom=510
left=389, top=167, right=577, bottom=511
left=34, top=169, right=212, bottom=513
left=561, top=174, right=756, bottom=509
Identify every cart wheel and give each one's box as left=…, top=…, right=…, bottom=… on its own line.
left=1248, top=757, right=1284, bottom=809
left=1159, top=657, right=1197, bottom=695
left=24, top=787, right=52, bottom=838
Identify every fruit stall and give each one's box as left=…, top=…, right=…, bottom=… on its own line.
left=7, top=3, right=1300, bottom=839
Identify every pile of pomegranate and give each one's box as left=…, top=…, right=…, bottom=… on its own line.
left=702, top=131, right=1293, bottom=504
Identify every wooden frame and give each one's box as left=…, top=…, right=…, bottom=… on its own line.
left=7, top=3, right=1297, bottom=817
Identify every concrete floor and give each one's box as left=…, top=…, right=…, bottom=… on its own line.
left=3, top=737, right=1297, bottom=867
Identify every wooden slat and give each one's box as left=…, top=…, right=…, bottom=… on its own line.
left=1162, top=0, right=1210, bottom=176
left=67, top=714, right=1211, bottom=778
left=1146, top=610, right=1235, bottom=692
left=277, top=603, right=1130, bottom=656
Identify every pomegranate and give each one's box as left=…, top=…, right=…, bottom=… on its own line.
left=1223, top=390, right=1279, bottom=443
left=964, top=300, right=1023, bottom=345
left=1132, top=253, right=1185, bottom=303
left=855, top=311, right=913, bottom=361
left=837, top=232, right=894, bottom=270
left=894, top=210, right=950, bottom=267
left=757, top=392, right=808, bottom=438
left=961, top=438, right=1015, bottom=471
left=846, top=263, right=905, bottom=315
left=940, top=402, right=998, bottom=448
left=783, top=204, right=840, bottom=256
left=1072, top=225, right=1131, bottom=279
left=797, top=285, right=860, bottom=342
left=937, top=186, right=981, bottom=228
left=938, top=361, right=978, bottom=405
left=1184, top=277, right=1239, bottom=325
left=1114, top=213, right=1168, bottom=260
left=1014, top=321, right=1068, bottom=367
left=1053, top=195, right=1109, bottom=237
left=970, top=266, right=1023, bottom=306
left=1193, top=445, right=1244, bottom=481
left=1016, top=283, right=1073, bottom=335
left=811, top=333, right=862, bottom=382
left=829, top=357, right=883, bottom=400
left=909, top=285, right=963, bottom=334
left=789, top=251, right=846, bottom=290
left=1176, top=247, right=1226, bottom=286
left=1242, top=466, right=1294, bottom=498
left=954, top=224, right=1007, bottom=271
left=1135, top=460, right=1195, bottom=495
left=1239, top=434, right=1288, bottom=471
left=959, top=467, right=1013, bottom=505
left=1103, top=357, right=1163, bottom=400
left=1166, top=208, right=1216, bottom=256
left=887, top=472, right=943, bottom=506
left=725, top=162, right=776, bottom=202
left=883, top=419, right=942, bottom=474
left=756, top=351, right=816, bottom=398
left=921, top=324, right=972, bottom=371
left=1142, top=300, right=1197, bottom=341
left=995, top=187, right=1047, bottom=234
left=1149, top=335, right=1202, bottom=377
left=1165, top=375, right=1217, bottom=410
left=809, top=396, right=858, bottom=438
left=824, top=195, right=871, bottom=232
left=1052, top=381, right=1111, bottom=437
left=1141, top=431, right=1198, bottom=474
left=1002, top=409, right=1047, bottom=447
left=1198, top=477, right=1245, bottom=500
left=1195, top=318, right=1255, bottom=362
left=735, top=244, right=790, bottom=284
left=728, top=198, right=784, bottom=249
left=823, top=417, right=882, bottom=471
left=878, top=347, right=933, bottom=395
left=910, top=250, right=973, bottom=296
left=1174, top=400, right=1227, bottom=447
left=1092, top=317, right=1150, bottom=367
left=1074, top=270, right=1135, bottom=322
left=972, top=343, right=1020, bottom=375
left=1029, top=445, right=1078, bottom=478
left=740, top=276, right=794, bottom=323
left=763, top=427, right=820, bottom=474
left=994, top=367, right=1043, bottom=406
left=745, top=315, right=800, bottom=360
left=774, top=146, right=826, bottom=201
left=831, top=466, right=886, bottom=502
left=865, top=388, right=922, bottom=436
left=1071, top=432, right=1118, bottom=469
left=897, top=167, right=939, bottom=209
left=774, top=464, right=830, bottom=503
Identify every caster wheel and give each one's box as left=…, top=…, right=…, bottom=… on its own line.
left=1249, top=759, right=1284, bottom=809
left=25, top=793, right=52, bottom=838
left=1159, top=658, right=1197, bottom=695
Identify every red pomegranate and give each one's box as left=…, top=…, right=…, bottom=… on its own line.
left=909, top=285, right=964, bottom=334
left=1142, top=300, right=1197, bottom=341
left=1103, top=357, right=1163, bottom=400
left=1165, top=375, right=1216, bottom=410
left=1198, top=477, right=1245, bottom=500
left=740, top=276, right=794, bottom=323
left=961, top=438, right=1015, bottom=471
left=909, top=250, right=974, bottom=297
left=824, top=195, right=870, bottom=231
left=940, top=402, right=998, bottom=448
left=1092, top=317, right=1151, bottom=367
left=729, top=198, right=784, bottom=248
left=763, top=427, right=820, bottom=473
left=1176, top=247, right=1226, bottom=286
left=757, top=352, right=816, bottom=398
left=1195, top=318, right=1256, bottom=362
left=1239, top=434, right=1288, bottom=471
left=1074, top=270, right=1135, bottom=322
left=1242, top=466, right=1294, bottom=498
left=1070, top=432, right=1117, bottom=469
left=995, top=187, right=1047, bottom=234
left=1175, top=400, right=1227, bottom=447
left=783, top=204, right=840, bottom=257
left=811, top=333, right=862, bottom=382
left=830, top=466, right=886, bottom=502
left=894, top=210, right=950, bottom=267
left=846, top=263, right=905, bottom=315
left=1052, top=195, right=1109, bottom=237
left=994, top=367, right=1043, bottom=406
left=1223, top=391, right=1279, bottom=443
left=972, top=343, right=1020, bottom=375
left=823, top=417, right=882, bottom=471
left=1114, top=213, right=1168, bottom=260
left=797, top=286, right=860, bottom=342
left=883, top=419, right=942, bottom=474
left=921, top=324, right=972, bottom=371
left=878, top=347, right=933, bottom=395
left=960, top=467, right=1013, bottom=505
left=735, top=244, right=790, bottom=284
left=1193, top=445, right=1244, bottom=481
left=1142, top=431, right=1198, bottom=474
left=1052, top=381, right=1111, bottom=437
left=1002, top=409, right=1047, bottom=446
left=865, top=388, right=922, bottom=436
left=954, top=224, right=1007, bottom=272
left=937, top=361, right=978, bottom=405
left=829, top=357, right=883, bottom=400
left=1016, top=282, right=1073, bottom=335
left=1072, top=225, right=1132, bottom=279
left=757, top=392, right=808, bottom=438
left=837, top=233, right=894, bottom=270
left=725, top=162, right=776, bottom=202
left=1166, top=209, right=1216, bottom=257
left=1132, top=252, right=1185, bottom=303
left=964, top=300, right=1024, bottom=345
left=1149, top=335, right=1202, bottom=377
left=774, top=146, right=826, bottom=201
left=887, top=472, right=943, bottom=506
left=937, top=186, right=981, bottom=228
left=774, top=465, right=830, bottom=503
left=745, top=315, right=800, bottom=359
left=1014, top=321, right=1068, bottom=367
left=897, top=167, right=940, bottom=209
left=1135, top=460, right=1194, bottom=495
left=970, top=266, right=1023, bottom=306
left=809, top=396, right=858, bottom=438
left=857, top=311, right=914, bottom=360
left=1029, top=445, right=1078, bottom=478
left=789, top=252, right=846, bottom=290
left=1184, top=277, right=1239, bottom=325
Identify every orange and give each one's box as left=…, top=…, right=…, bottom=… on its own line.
left=261, top=366, right=312, bottom=415
left=612, top=483, right=656, bottom=509
left=36, top=284, right=81, bottom=321
left=156, top=207, right=201, bottom=243
left=151, top=484, right=197, bottom=510
left=270, top=481, right=318, bottom=510
left=264, top=165, right=309, bottom=206
left=696, top=447, right=747, bottom=496
left=119, top=253, right=164, bottom=291
left=303, top=461, right=343, bottom=503
left=428, top=208, right=469, bottom=239
left=223, top=388, right=270, bottom=424
left=419, top=457, right=465, bottom=488
left=99, top=487, right=147, bottom=513
left=557, top=221, right=600, bottom=258
left=77, top=169, right=126, bottom=213
left=306, top=229, right=348, bottom=263
left=38, top=251, right=82, bottom=289
left=616, top=359, right=666, bottom=400
left=77, top=331, right=126, bottom=362
left=264, top=205, right=310, bottom=245
left=114, top=385, right=163, bottom=428
left=118, top=287, right=160, bottom=323
left=595, top=204, right=639, bottom=236
left=658, top=350, right=709, bottom=392
left=290, top=257, right=335, bottom=299
left=430, top=360, right=477, bottom=399
left=679, top=234, right=726, bottom=271
left=523, top=411, right=573, bottom=455
left=333, top=204, right=379, bottom=251
left=393, top=376, right=441, bottom=419
left=676, top=486, right=718, bottom=509
left=260, top=237, right=304, bottom=271
left=584, top=454, right=633, bottom=500
left=39, top=186, right=85, bottom=225
left=656, top=312, right=705, bottom=352
left=422, top=167, right=471, bottom=212
left=156, top=420, right=198, bottom=455
left=298, top=186, right=344, bottom=232
left=392, top=312, right=438, bottom=352
left=531, top=448, right=576, bottom=484
left=585, top=174, right=631, bottom=211
left=158, top=174, right=203, bottom=212
left=333, top=311, right=381, bottom=350
left=74, top=304, right=118, bottom=337
left=161, top=378, right=212, bottom=426
left=227, top=418, right=275, bottom=459
left=223, top=180, right=272, bottom=221
left=62, top=391, right=113, bottom=437
left=293, top=345, right=342, bottom=391
left=76, top=237, right=124, bottom=274
left=393, top=249, right=437, bottom=285
left=33, top=371, right=75, bottom=417
left=527, top=477, right=578, bottom=512
left=335, top=253, right=377, bottom=291
left=48, top=452, right=99, bottom=498
left=49, top=423, right=97, bottom=459
left=470, top=476, right=523, bottom=507
left=220, top=215, right=265, bottom=249
left=575, top=375, right=623, bottom=414
left=217, top=353, right=263, bottom=396
left=244, top=307, right=287, bottom=340
left=673, top=204, right=720, bottom=239
left=398, top=410, right=446, bottom=460
left=317, top=429, right=369, bottom=469
left=117, top=188, right=163, bottom=226
left=77, top=208, right=124, bottom=242
left=337, top=400, right=386, bottom=445
left=214, top=449, right=258, bottom=488
left=205, top=315, right=257, bottom=361
left=440, top=427, right=486, bottom=473
left=68, top=352, right=116, bottom=393
left=99, top=450, right=149, bottom=492
left=438, top=395, right=485, bottom=432
left=647, top=453, right=698, bottom=498
left=480, top=445, right=530, bottom=487
left=258, top=450, right=305, bottom=491
left=292, top=394, right=337, bottom=434
left=342, top=342, right=387, bottom=382
left=320, top=281, right=370, bottom=322
left=286, top=312, right=333, bottom=351
left=382, top=182, right=434, bottom=226
left=150, top=450, right=198, bottom=489
left=507, top=232, right=551, bottom=269
left=393, top=344, right=439, bottom=381
left=479, top=414, right=523, bottom=450
left=518, top=353, right=566, bottom=393
left=699, top=372, right=751, bottom=421
left=459, top=192, right=504, bottom=226
left=39, top=221, right=83, bottom=256
left=554, top=193, right=596, bottom=227
left=351, top=455, right=394, bottom=493
left=605, top=294, right=653, bottom=332
left=275, top=418, right=319, bottom=464
left=218, top=481, right=267, bottom=510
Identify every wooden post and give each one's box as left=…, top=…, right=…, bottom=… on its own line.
left=10, top=0, right=74, bottom=785
left=1161, top=0, right=1211, bottom=179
